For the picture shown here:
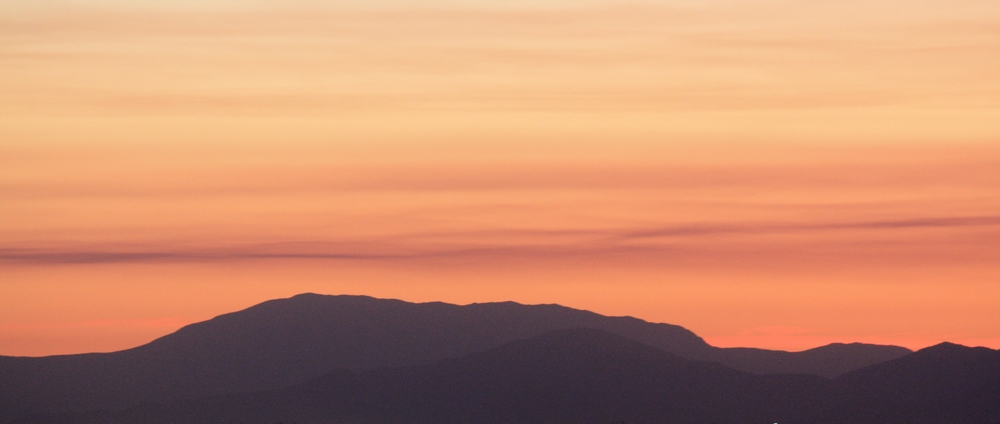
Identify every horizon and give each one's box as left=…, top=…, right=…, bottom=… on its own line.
left=0, top=292, right=988, bottom=357
left=3, top=0, right=999, bottom=356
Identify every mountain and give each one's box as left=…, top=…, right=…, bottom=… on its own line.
left=818, top=342, right=1000, bottom=423
left=14, top=329, right=829, bottom=424
left=16, top=329, right=1000, bottom=424
left=708, top=341, right=913, bottom=377
left=0, top=293, right=910, bottom=421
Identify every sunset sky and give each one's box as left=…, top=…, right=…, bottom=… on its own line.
left=2, top=0, right=999, bottom=356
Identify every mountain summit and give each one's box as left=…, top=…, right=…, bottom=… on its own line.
left=0, top=293, right=910, bottom=421
left=13, top=329, right=1000, bottom=424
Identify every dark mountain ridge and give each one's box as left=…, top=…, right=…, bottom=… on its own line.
left=13, top=329, right=830, bottom=424
left=818, top=342, right=1000, bottom=423
left=15, top=329, right=1000, bottom=424
left=0, top=293, right=910, bottom=421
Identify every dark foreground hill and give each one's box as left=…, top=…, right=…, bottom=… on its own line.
left=16, top=329, right=1000, bottom=424
left=821, top=342, right=1000, bottom=423
left=0, top=294, right=909, bottom=421
left=12, top=329, right=830, bottom=424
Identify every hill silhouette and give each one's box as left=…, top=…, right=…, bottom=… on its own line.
left=0, top=293, right=910, bottom=421
left=14, top=329, right=1000, bottom=424
left=11, top=329, right=829, bottom=424
left=818, top=342, right=1000, bottom=423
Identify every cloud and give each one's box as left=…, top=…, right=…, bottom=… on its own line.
left=3, top=154, right=999, bottom=199
left=617, top=216, right=1000, bottom=240
left=3, top=215, right=998, bottom=266
left=5, top=2, right=999, bottom=117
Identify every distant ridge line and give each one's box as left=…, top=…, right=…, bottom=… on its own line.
left=0, top=293, right=913, bottom=422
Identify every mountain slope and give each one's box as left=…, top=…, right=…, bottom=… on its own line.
left=16, top=328, right=1000, bottom=424
left=0, top=293, right=910, bottom=420
left=18, top=329, right=828, bottom=424
left=18, top=330, right=1000, bottom=424
left=820, top=342, right=1000, bottom=423
left=710, top=342, right=913, bottom=377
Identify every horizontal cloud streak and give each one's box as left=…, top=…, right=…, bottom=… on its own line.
left=4, top=156, right=999, bottom=198
left=4, top=215, right=998, bottom=266
left=4, top=3, right=999, bottom=119
left=618, top=216, right=1000, bottom=240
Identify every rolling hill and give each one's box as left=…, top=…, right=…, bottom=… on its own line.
left=0, top=293, right=911, bottom=421
left=14, top=329, right=1000, bottom=424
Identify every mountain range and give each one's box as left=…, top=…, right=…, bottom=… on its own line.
left=3, top=294, right=996, bottom=423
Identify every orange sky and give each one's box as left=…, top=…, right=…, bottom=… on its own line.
left=2, top=0, right=999, bottom=356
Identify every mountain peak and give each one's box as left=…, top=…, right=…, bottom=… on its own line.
left=925, top=341, right=972, bottom=350
left=914, top=341, right=998, bottom=358
left=0, top=294, right=915, bottom=423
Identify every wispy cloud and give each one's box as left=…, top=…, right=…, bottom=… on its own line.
left=3, top=215, right=998, bottom=265
left=617, top=216, right=1000, bottom=240
left=4, top=3, right=999, bottom=117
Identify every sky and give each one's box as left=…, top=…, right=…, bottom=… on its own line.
left=1, top=0, right=999, bottom=356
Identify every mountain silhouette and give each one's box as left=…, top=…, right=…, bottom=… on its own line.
left=817, top=342, right=1000, bottom=423
left=14, top=329, right=1000, bottom=424
left=12, top=329, right=828, bottom=424
left=0, top=293, right=910, bottom=421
